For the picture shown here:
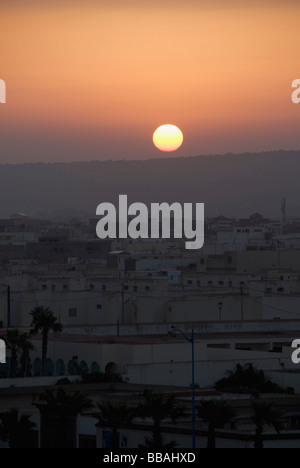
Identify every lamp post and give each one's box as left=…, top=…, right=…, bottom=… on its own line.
left=169, top=326, right=195, bottom=449
left=218, top=301, right=223, bottom=322
left=2, top=284, right=11, bottom=328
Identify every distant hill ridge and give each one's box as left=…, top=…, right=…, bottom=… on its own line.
left=0, top=150, right=299, bottom=218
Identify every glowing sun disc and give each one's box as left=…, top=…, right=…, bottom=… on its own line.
left=153, top=124, right=183, bottom=152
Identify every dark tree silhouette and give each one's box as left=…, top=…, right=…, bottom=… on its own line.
left=5, top=329, right=34, bottom=378
left=198, top=400, right=235, bottom=449
left=252, top=401, right=282, bottom=449
left=0, top=409, right=36, bottom=448
left=137, top=390, right=186, bottom=449
left=30, top=306, right=62, bottom=376
left=19, top=332, right=35, bottom=377
left=216, top=363, right=293, bottom=395
left=35, top=387, right=93, bottom=448
left=96, top=401, right=134, bottom=449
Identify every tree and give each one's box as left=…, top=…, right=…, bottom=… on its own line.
left=6, top=329, right=19, bottom=378
left=19, top=332, right=35, bottom=377
left=5, top=329, right=34, bottom=378
left=0, top=409, right=36, bottom=448
left=198, top=400, right=235, bottom=449
left=30, top=306, right=62, bottom=376
left=215, top=363, right=293, bottom=395
left=35, top=387, right=93, bottom=448
left=96, top=401, right=134, bottom=449
left=137, top=390, right=186, bottom=449
left=252, top=401, right=282, bottom=449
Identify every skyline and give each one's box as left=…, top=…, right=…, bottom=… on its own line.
left=0, top=0, right=300, bottom=163
left=1, top=1, right=300, bottom=452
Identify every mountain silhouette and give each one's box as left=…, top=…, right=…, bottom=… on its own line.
left=0, top=150, right=299, bottom=219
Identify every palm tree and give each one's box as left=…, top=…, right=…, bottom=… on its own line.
left=35, top=387, right=93, bottom=448
left=137, top=390, right=186, bottom=449
left=252, top=401, right=282, bottom=449
left=19, top=333, right=35, bottom=377
left=198, top=400, right=235, bottom=449
left=6, top=329, right=20, bottom=378
left=96, top=401, right=134, bottom=449
left=41, top=387, right=94, bottom=413
left=0, top=408, right=36, bottom=448
left=30, top=306, right=62, bottom=376
left=5, top=329, right=34, bottom=378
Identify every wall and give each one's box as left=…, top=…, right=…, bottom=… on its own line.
left=125, top=357, right=295, bottom=388
left=62, top=320, right=300, bottom=337
left=236, top=251, right=300, bottom=275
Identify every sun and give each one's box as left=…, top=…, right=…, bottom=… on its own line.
left=153, top=124, right=183, bottom=152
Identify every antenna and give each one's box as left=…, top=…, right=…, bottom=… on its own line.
left=281, top=197, right=286, bottom=234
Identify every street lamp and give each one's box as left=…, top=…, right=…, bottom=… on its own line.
left=169, top=326, right=196, bottom=449
left=218, top=301, right=223, bottom=322
left=1, top=284, right=11, bottom=328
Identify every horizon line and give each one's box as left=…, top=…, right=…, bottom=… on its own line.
left=0, top=149, right=299, bottom=167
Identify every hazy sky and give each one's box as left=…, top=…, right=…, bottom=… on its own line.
left=0, top=0, right=299, bottom=163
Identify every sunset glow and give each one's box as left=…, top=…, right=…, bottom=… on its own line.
left=0, top=0, right=299, bottom=162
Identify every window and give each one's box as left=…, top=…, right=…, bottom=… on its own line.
left=68, top=308, right=77, bottom=318
left=227, top=256, right=233, bottom=264
left=63, top=284, right=68, bottom=290
left=240, top=281, right=245, bottom=286
left=102, top=285, right=106, bottom=292
left=96, top=304, right=102, bottom=310
left=145, top=286, right=150, bottom=291
left=197, top=281, right=201, bottom=287
left=90, top=284, right=95, bottom=290
left=219, top=281, right=224, bottom=286
left=228, top=281, right=233, bottom=287
left=277, top=287, right=284, bottom=293
left=51, top=285, right=56, bottom=292
left=56, top=359, right=66, bottom=376
left=124, top=285, right=129, bottom=291
left=133, top=286, right=138, bottom=293
left=266, top=287, right=272, bottom=294
left=208, top=281, right=213, bottom=286
left=187, top=280, right=193, bottom=285
left=91, top=362, right=100, bottom=373
left=200, top=258, right=205, bottom=265
left=42, top=284, right=47, bottom=290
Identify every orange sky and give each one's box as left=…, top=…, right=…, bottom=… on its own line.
left=0, top=0, right=299, bottom=162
